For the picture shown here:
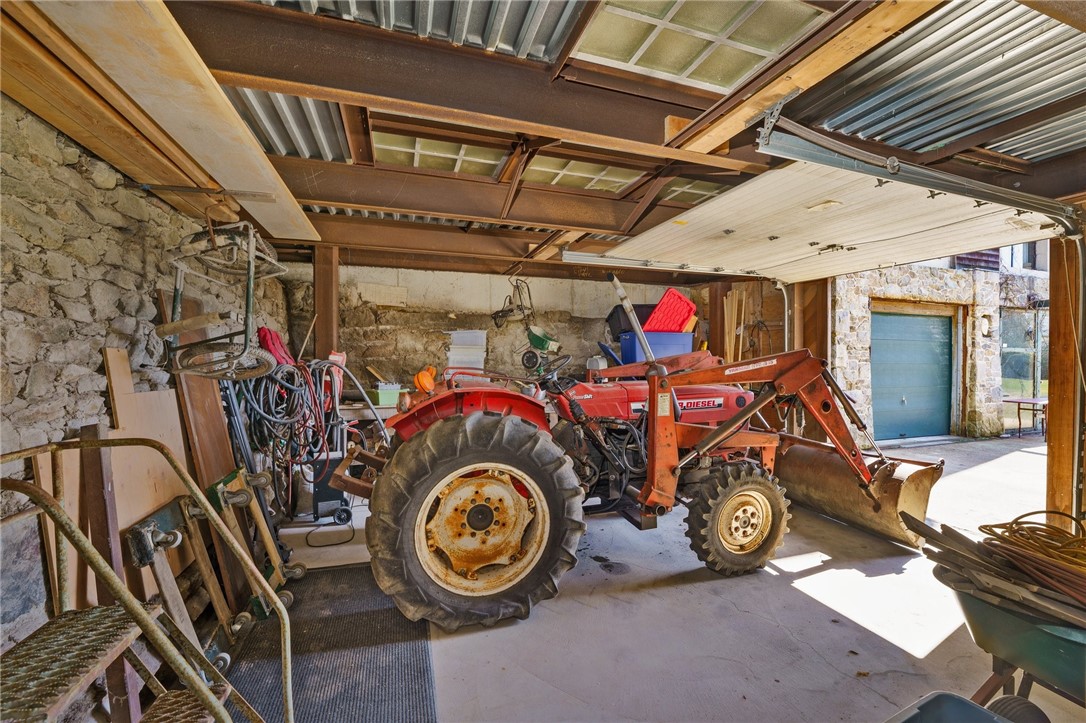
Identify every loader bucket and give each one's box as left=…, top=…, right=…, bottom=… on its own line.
left=774, top=437, right=944, bottom=548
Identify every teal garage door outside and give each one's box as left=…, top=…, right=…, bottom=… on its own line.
left=871, top=312, right=952, bottom=440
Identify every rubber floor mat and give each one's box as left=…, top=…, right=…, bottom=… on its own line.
left=226, top=564, right=436, bottom=722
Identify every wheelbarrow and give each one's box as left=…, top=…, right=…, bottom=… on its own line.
left=935, top=565, right=1086, bottom=712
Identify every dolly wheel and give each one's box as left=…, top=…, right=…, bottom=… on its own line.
left=283, top=562, right=307, bottom=580
left=277, top=590, right=294, bottom=609
left=685, top=462, right=790, bottom=575
left=367, top=412, right=585, bottom=631
left=230, top=611, right=253, bottom=634
left=212, top=652, right=232, bottom=672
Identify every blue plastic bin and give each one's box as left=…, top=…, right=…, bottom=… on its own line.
left=618, top=332, right=693, bottom=363
left=883, top=692, right=1003, bottom=723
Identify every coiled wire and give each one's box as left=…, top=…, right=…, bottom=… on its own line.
left=979, top=511, right=1086, bottom=606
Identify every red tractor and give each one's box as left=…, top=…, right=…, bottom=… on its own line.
left=359, top=279, right=942, bottom=631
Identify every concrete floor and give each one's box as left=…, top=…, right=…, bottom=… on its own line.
left=287, top=434, right=1081, bottom=722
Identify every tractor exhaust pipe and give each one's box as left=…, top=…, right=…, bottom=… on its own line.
left=609, top=274, right=656, bottom=365
left=775, top=435, right=944, bottom=548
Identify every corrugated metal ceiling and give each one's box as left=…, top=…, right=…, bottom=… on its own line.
left=985, top=107, right=1086, bottom=163
left=255, top=0, right=584, bottom=61
left=224, top=86, right=351, bottom=162
left=792, top=0, right=1086, bottom=157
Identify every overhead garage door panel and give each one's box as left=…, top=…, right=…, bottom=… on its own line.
left=871, top=313, right=952, bottom=440
left=583, top=162, right=1058, bottom=283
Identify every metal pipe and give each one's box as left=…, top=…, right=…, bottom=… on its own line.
left=50, top=449, right=69, bottom=614
left=1074, top=236, right=1086, bottom=521
left=0, top=479, right=231, bottom=722
left=0, top=438, right=294, bottom=721
left=677, top=386, right=779, bottom=468
left=609, top=273, right=656, bottom=365
left=1, top=504, right=43, bottom=526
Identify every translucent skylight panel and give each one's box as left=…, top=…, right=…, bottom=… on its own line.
left=638, top=29, right=711, bottom=75
left=577, top=12, right=656, bottom=62
left=524, top=157, right=643, bottom=193
left=687, top=44, right=763, bottom=88
left=658, top=178, right=729, bottom=205
left=609, top=0, right=676, bottom=20
left=730, top=1, right=821, bottom=52
left=671, top=0, right=751, bottom=35
left=572, top=0, right=829, bottom=93
left=371, top=132, right=507, bottom=178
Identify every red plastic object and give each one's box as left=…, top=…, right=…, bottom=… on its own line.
left=643, top=289, right=697, bottom=332
left=258, top=326, right=295, bottom=365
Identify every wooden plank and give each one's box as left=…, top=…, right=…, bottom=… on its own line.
left=314, top=246, right=340, bottom=359
left=149, top=551, right=200, bottom=649
left=1047, top=238, right=1082, bottom=528
left=79, top=424, right=141, bottom=723
left=103, top=347, right=135, bottom=428
left=707, top=282, right=729, bottom=359
left=680, top=1, right=941, bottom=153
left=0, top=11, right=235, bottom=222
left=154, top=291, right=250, bottom=612
left=34, top=0, right=317, bottom=240
left=180, top=503, right=235, bottom=645
left=5, top=2, right=220, bottom=193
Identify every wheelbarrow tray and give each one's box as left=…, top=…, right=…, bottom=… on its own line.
left=939, top=567, right=1086, bottom=702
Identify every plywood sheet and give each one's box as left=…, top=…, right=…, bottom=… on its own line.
left=155, top=291, right=250, bottom=610
left=35, top=351, right=195, bottom=605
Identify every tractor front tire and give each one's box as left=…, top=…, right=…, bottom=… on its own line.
left=367, top=413, right=585, bottom=631
left=685, top=462, right=790, bottom=576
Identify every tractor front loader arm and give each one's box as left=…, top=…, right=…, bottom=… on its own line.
left=641, top=349, right=883, bottom=514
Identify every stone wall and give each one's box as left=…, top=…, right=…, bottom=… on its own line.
left=831, top=265, right=1048, bottom=441
left=281, top=264, right=696, bottom=386
left=0, top=96, right=289, bottom=648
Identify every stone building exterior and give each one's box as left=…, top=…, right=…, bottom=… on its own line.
left=830, top=251, right=1049, bottom=441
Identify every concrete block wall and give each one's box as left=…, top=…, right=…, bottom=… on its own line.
left=0, top=96, right=289, bottom=648
left=282, top=264, right=694, bottom=385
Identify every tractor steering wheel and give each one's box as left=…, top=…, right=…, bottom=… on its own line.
left=536, top=354, right=572, bottom=383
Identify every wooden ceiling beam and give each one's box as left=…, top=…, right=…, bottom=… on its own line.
left=270, top=155, right=691, bottom=236
left=675, top=1, right=941, bottom=154
left=168, top=0, right=762, bottom=173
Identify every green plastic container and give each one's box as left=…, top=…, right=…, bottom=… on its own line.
left=365, top=385, right=402, bottom=406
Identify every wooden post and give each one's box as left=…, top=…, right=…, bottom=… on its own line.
left=793, top=279, right=830, bottom=360
left=314, top=245, right=340, bottom=359
left=1047, top=238, right=1084, bottom=528
left=80, top=425, right=141, bottom=722
left=708, top=281, right=731, bottom=359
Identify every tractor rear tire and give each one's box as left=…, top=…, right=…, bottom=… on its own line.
left=367, top=412, right=585, bottom=631
left=685, top=462, right=790, bottom=576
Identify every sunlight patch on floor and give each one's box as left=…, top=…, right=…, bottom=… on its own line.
left=790, top=556, right=964, bottom=658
